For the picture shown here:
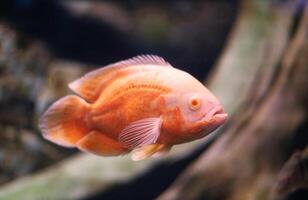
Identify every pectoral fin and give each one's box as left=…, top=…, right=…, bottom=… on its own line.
left=118, top=117, right=162, bottom=149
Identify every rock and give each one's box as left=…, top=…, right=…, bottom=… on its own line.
left=35, top=61, right=88, bottom=115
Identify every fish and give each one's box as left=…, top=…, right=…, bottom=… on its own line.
left=39, top=55, right=227, bottom=161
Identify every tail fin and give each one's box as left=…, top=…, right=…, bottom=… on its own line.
left=39, top=95, right=90, bottom=147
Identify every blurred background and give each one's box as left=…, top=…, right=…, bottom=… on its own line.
left=0, top=0, right=307, bottom=200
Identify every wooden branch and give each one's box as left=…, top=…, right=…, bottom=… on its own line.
left=0, top=154, right=158, bottom=200
left=157, top=1, right=307, bottom=200
left=207, top=0, right=290, bottom=115
left=276, top=147, right=308, bottom=195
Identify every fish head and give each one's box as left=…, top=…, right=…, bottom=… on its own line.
left=181, top=92, right=228, bottom=138
left=163, top=91, right=227, bottom=141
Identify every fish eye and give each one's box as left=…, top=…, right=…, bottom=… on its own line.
left=188, top=96, right=201, bottom=111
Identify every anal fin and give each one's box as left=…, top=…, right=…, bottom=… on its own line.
left=77, top=131, right=127, bottom=156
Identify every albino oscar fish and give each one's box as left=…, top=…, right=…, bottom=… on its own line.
left=39, top=55, right=227, bottom=161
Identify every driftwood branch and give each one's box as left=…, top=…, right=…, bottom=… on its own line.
left=0, top=155, right=150, bottom=200
left=158, top=1, right=308, bottom=200
left=276, top=147, right=308, bottom=194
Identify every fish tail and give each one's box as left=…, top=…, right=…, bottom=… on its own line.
left=39, top=95, right=90, bottom=147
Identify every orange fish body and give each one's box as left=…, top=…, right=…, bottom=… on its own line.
left=39, top=55, right=227, bottom=160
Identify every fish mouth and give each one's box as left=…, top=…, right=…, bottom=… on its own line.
left=190, top=105, right=227, bottom=138
left=202, top=105, right=228, bottom=125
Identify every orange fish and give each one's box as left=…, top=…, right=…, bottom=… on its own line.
left=39, top=55, right=227, bottom=161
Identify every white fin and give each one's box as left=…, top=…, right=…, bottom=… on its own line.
left=131, top=144, right=167, bottom=161
left=151, top=146, right=172, bottom=158
left=118, top=55, right=171, bottom=67
left=118, top=117, right=162, bottom=149
left=69, top=55, right=171, bottom=103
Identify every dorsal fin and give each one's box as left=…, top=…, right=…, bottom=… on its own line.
left=69, top=55, right=171, bottom=103
left=119, top=55, right=171, bottom=67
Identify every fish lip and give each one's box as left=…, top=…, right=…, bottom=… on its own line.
left=197, top=105, right=227, bottom=133
left=203, top=105, right=225, bottom=122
